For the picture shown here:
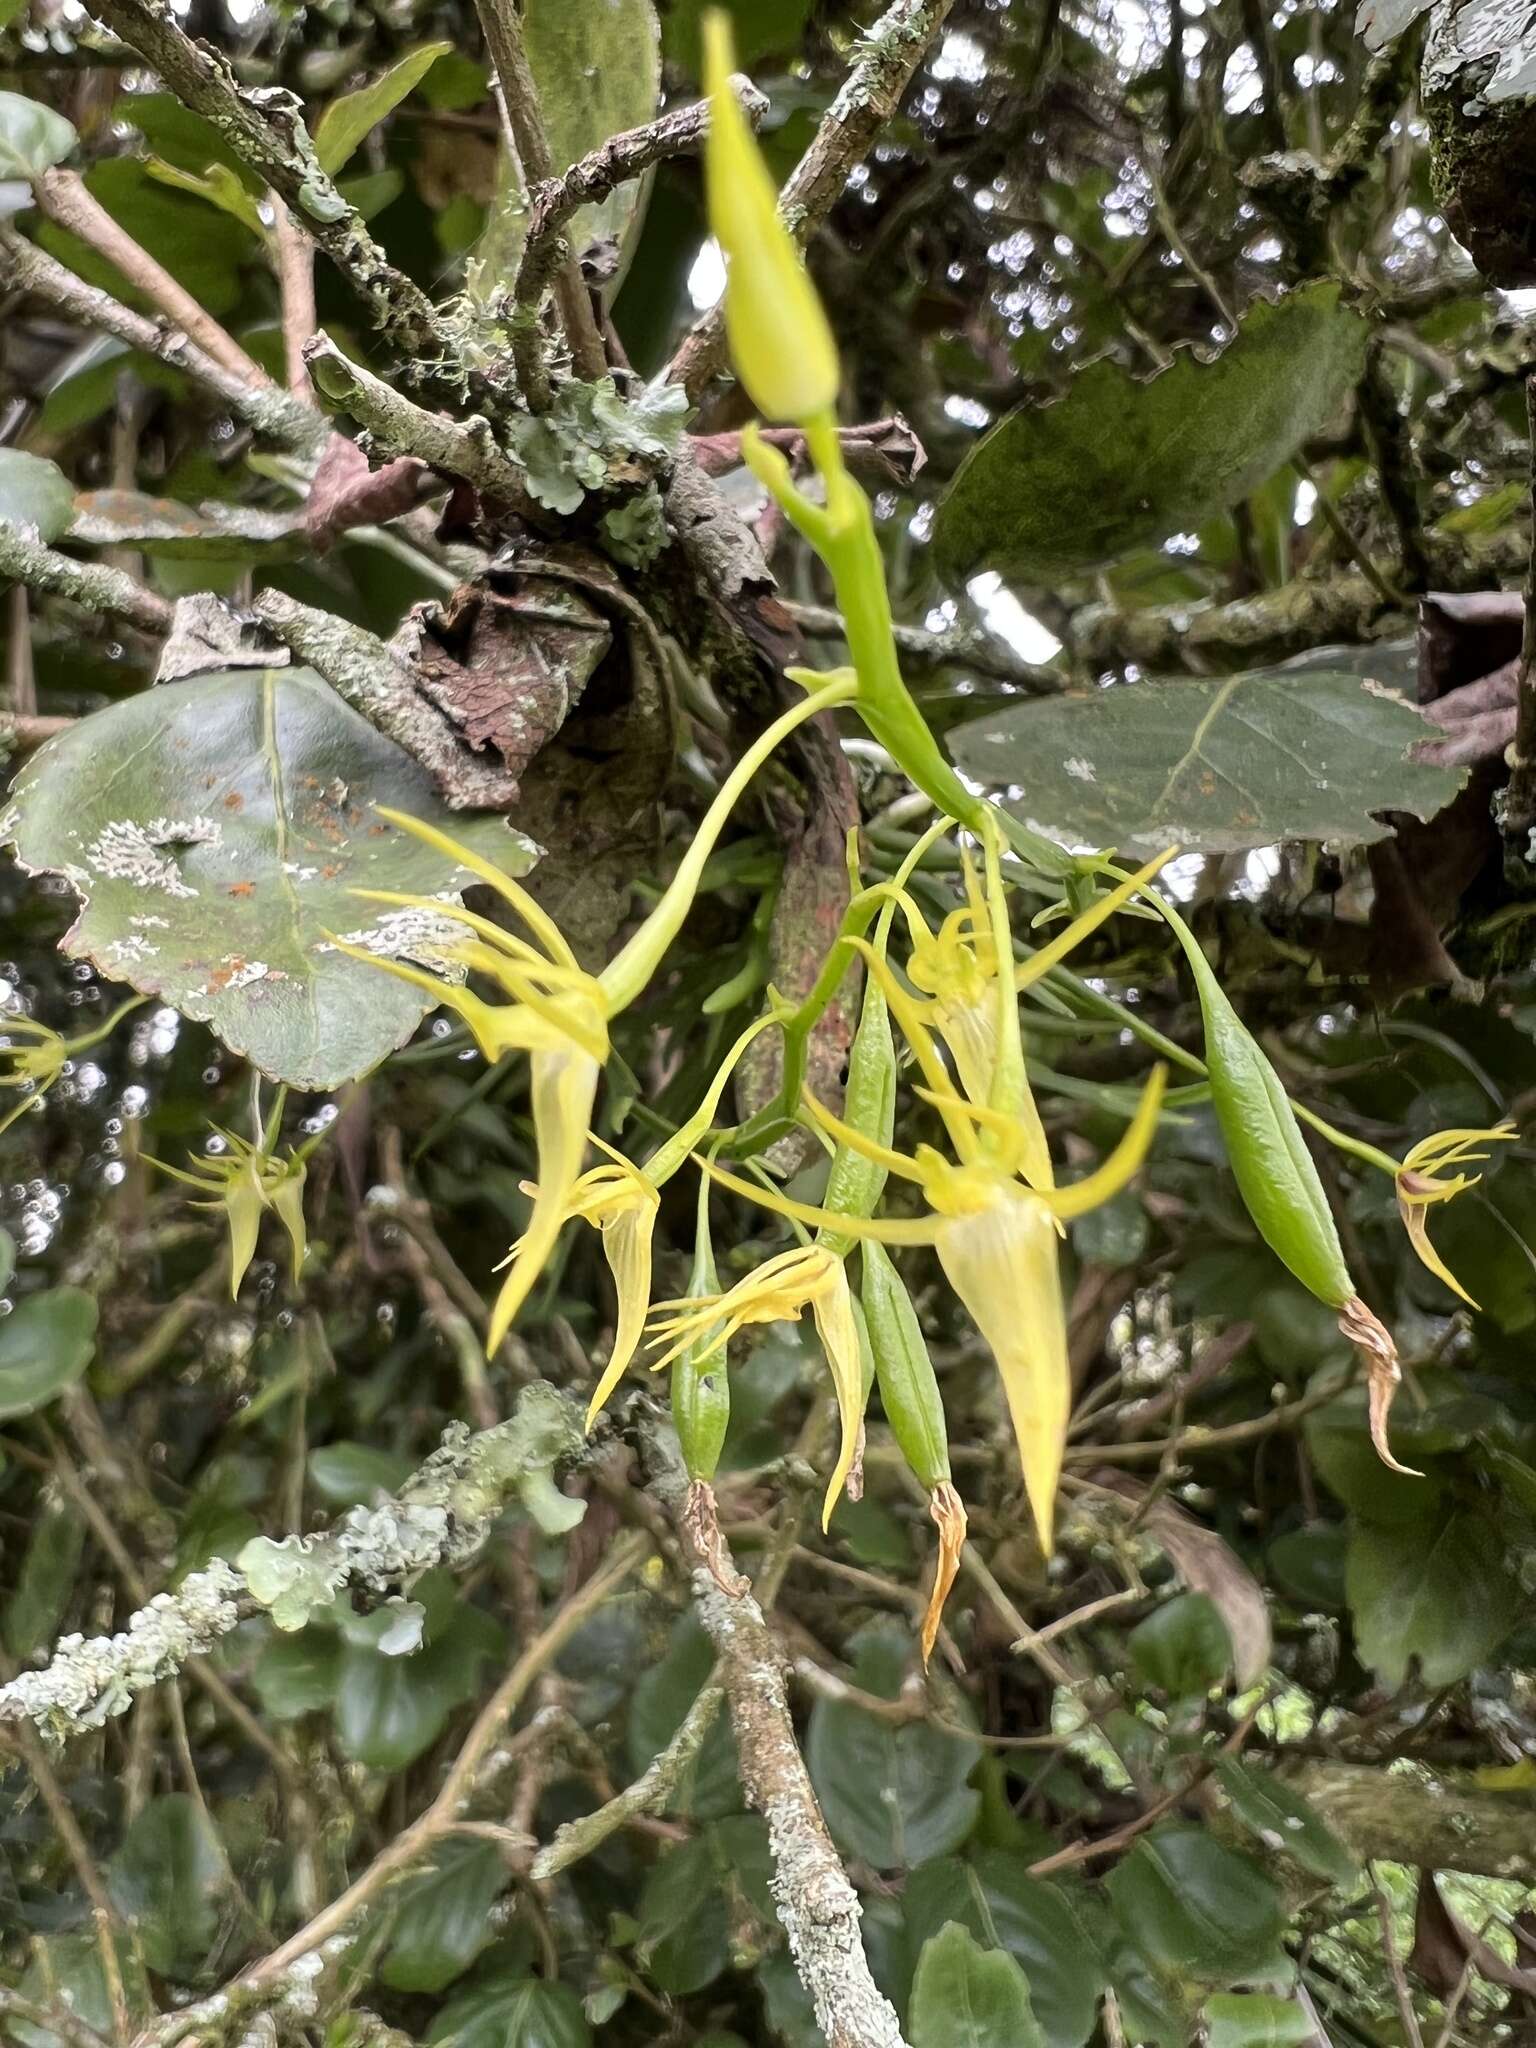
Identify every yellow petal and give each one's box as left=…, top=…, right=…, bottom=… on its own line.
left=695, top=1155, right=941, bottom=1246
left=269, top=1166, right=308, bottom=1285
left=1043, top=1065, right=1166, bottom=1219
left=811, top=1258, right=867, bottom=1529
left=586, top=1202, right=659, bottom=1428
left=488, top=1046, right=600, bottom=1352
left=1399, top=1194, right=1480, bottom=1310
left=1014, top=849, right=1178, bottom=992
left=702, top=12, right=840, bottom=423
left=936, top=1193, right=1068, bottom=1556
left=372, top=806, right=577, bottom=970
left=226, top=1165, right=265, bottom=1298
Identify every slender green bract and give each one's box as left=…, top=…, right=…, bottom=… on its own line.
left=861, top=1241, right=949, bottom=1490
left=671, top=1180, right=730, bottom=1483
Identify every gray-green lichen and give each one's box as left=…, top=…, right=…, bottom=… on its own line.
left=506, top=377, right=688, bottom=516
left=0, top=1386, right=587, bottom=1736
left=0, top=1559, right=243, bottom=1742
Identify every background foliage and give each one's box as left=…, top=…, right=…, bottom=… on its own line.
left=1, top=0, right=1536, bottom=2045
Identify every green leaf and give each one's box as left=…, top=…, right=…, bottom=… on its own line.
left=308, top=1440, right=416, bottom=1507
left=1346, top=1506, right=1518, bottom=1689
left=902, top=1853, right=1102, bottom=2048
left=1106, top=1826, right=1285, bottom=1985
left=380, top=1839, right=508, bottom=1992
left=950, top=666, right=1464, bottom=859
left=3, top=667, right=537, bottom=1090
left=807, top=1625, right=980, bottom=1869
left=314, top=43, right=454, bottom=176
left=3, top=1492, right=86, bottom=1659
left=932, top=284, right=1369, bottom=585
left=909, top=1923, right=1046, bottom=2048
left=475, top=0, right=660, bottom=299
left=1212, top=1760, right=1359, bottom=1887
left=1202, top=1993, right=1315, bottom=2048
left=636, top=1816, right=773, bottom=1994
left=251, top=1628, right=343, bottom=1719
left=426, top=1976, right=591, bottom=2048
left=0, top=450, right=74, bottom=541
left=334, top=1598, right=500, bottom=1770
left=1266, top=1524, right=1347, bottom=1610
left=108, top=1794, right=226, bottom=1976
left=663, top=0, right=812, bottom=71
left=39, top=159, right=255, bottom=316
left=1129, top=1593, right=1233, bottom=1700
left=8, top=1935, right=150, bottom=2048
left=0, top=91, right=75, bottom=181
left=0, top=1287, right=97, bottom=1418
left=145, top=158, right=266, bottom=234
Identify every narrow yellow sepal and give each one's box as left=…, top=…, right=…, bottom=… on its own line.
left=488, top=1045, right=600, bottom=1353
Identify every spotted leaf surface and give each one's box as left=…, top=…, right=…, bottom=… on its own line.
left=2, top=667, right=536, bottom=1088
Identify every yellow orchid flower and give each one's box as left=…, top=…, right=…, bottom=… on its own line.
left=147, top=1127, right=308, bottom=1296
left=648, top=1242, right=865, bottom=1529
left=1395, top=1123, right=1518, bottom=1309
left=702, top=12, right=840, bottom=424
left=335, top=677, right=855, bottom=1354
left=512, top=1008, right=785, bottom=1429
left=0, top=995, right=146, bottom=1137
left=695, top=818, right=1170, bottom=1554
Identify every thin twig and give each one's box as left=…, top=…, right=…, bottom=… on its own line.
left=473, top=0, right=607, bottom=393
left=0, top=230, right=325, bottom=455
left=235, top=1536, right=645, bottom=1987
left=1373, top=1868, right=1426, bottom=2048
left=36, top=169, right=268, bottom=387
left=270, top=197, right=318, bottom=400
left=668, top=0, right=960, bottom=398
left=531, top=1679, right=724, bottom=1878
left=0, top=522, right=171, bottom=635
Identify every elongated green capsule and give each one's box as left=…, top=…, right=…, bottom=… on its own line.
left=671, top=1181, right=730, bottom=1484
left=1162, top=902, right=1351, bottom=1308
left=861, top=1240, right=950, bottom=1489
left=817, top=970, right=896, bottom=1261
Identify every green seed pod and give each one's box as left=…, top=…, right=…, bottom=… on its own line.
left=818, top=970, right=896, bottom=1260
left=861, top=1239, right=950, bottom=1490
left=1163, top=904, right=1351, bottom=1309
left=672, top=1182, right=731, bottom=1484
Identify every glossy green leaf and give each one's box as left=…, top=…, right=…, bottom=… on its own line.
left=1202, top=1993, right=1315, bottom=2048
left=1106, top=1826, right=1285, bottom=1984
left=950, top=666, right=1464, bottom=859
left=636, top=1816, right=773, bottom=1994
left=8, top=1934, right=149, bottom=2048
left=0, top=450, right=74, bottom=541
left=1346, top=1507, right=1518, bottom=1689
left=144, top=158, right=266, bottom=234
left=38, top=159, right=255, bottom=315
left=807, top=1625, right=980, bottom=1869
left=3, top=667, right=537, bottom=1089
left=1129, top=1593, right=1233, bottom=1699
left=0, top=92, right=75, bottom=181
left=933, top=284, right=1368, bottom=585
left=0, top=1287, right=97, bottom=1418
left=334, top=1597, right=500, bottom=1770
left=314, top=44, right=454, bottom=176
left=251, top=1627, right=342, bottom=1719
left=380, top=1839, right=508, bottom=1992
left=426, top=1976, right=591, bottom=2048
left=1213, top=1760, right=1358, bottom=1887
left=909, top=1923, right=1047, bottom=2048
left=902, top=1853, right=1102, bottom=2048
left=108, top=1794, right=226, bottom=1976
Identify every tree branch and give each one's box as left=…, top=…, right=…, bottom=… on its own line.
left=80, top=0, right=448, bottom=357
left=1286, top=1759, right=1536, bottom=1883
left=512, top=77, right=768, bottom=320
left=668, top=0, right=961, bottom=399
left=473, top=0, right=607, bottom=392
left=0, top=229, right=326, bottom=456
left=645, top=1424, right=909, bottom=2048
left=0, top=523, right=172, bottom=634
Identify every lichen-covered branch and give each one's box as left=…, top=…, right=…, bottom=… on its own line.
left=304, top=333, right=533, bottom=506
left=0, top=1390, right=585, bottom=1740
left=669, top=0, right=960, bottom=398
left=646, top=1430, right=909, bottom=2048
left=0, top=230, right=327, bottom=457
left=0, top=523, right=172, bottom=634
left=81, top=0, right=448, bottom=356
left=512, top=78, right=768, bottom=319
left=1286, top=1759, right=1536, bottom=1882
left=252, top=591, right=519, bottom=810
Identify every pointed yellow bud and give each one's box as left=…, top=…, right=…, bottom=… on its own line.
left=702, top=11, right=841, bottom=423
